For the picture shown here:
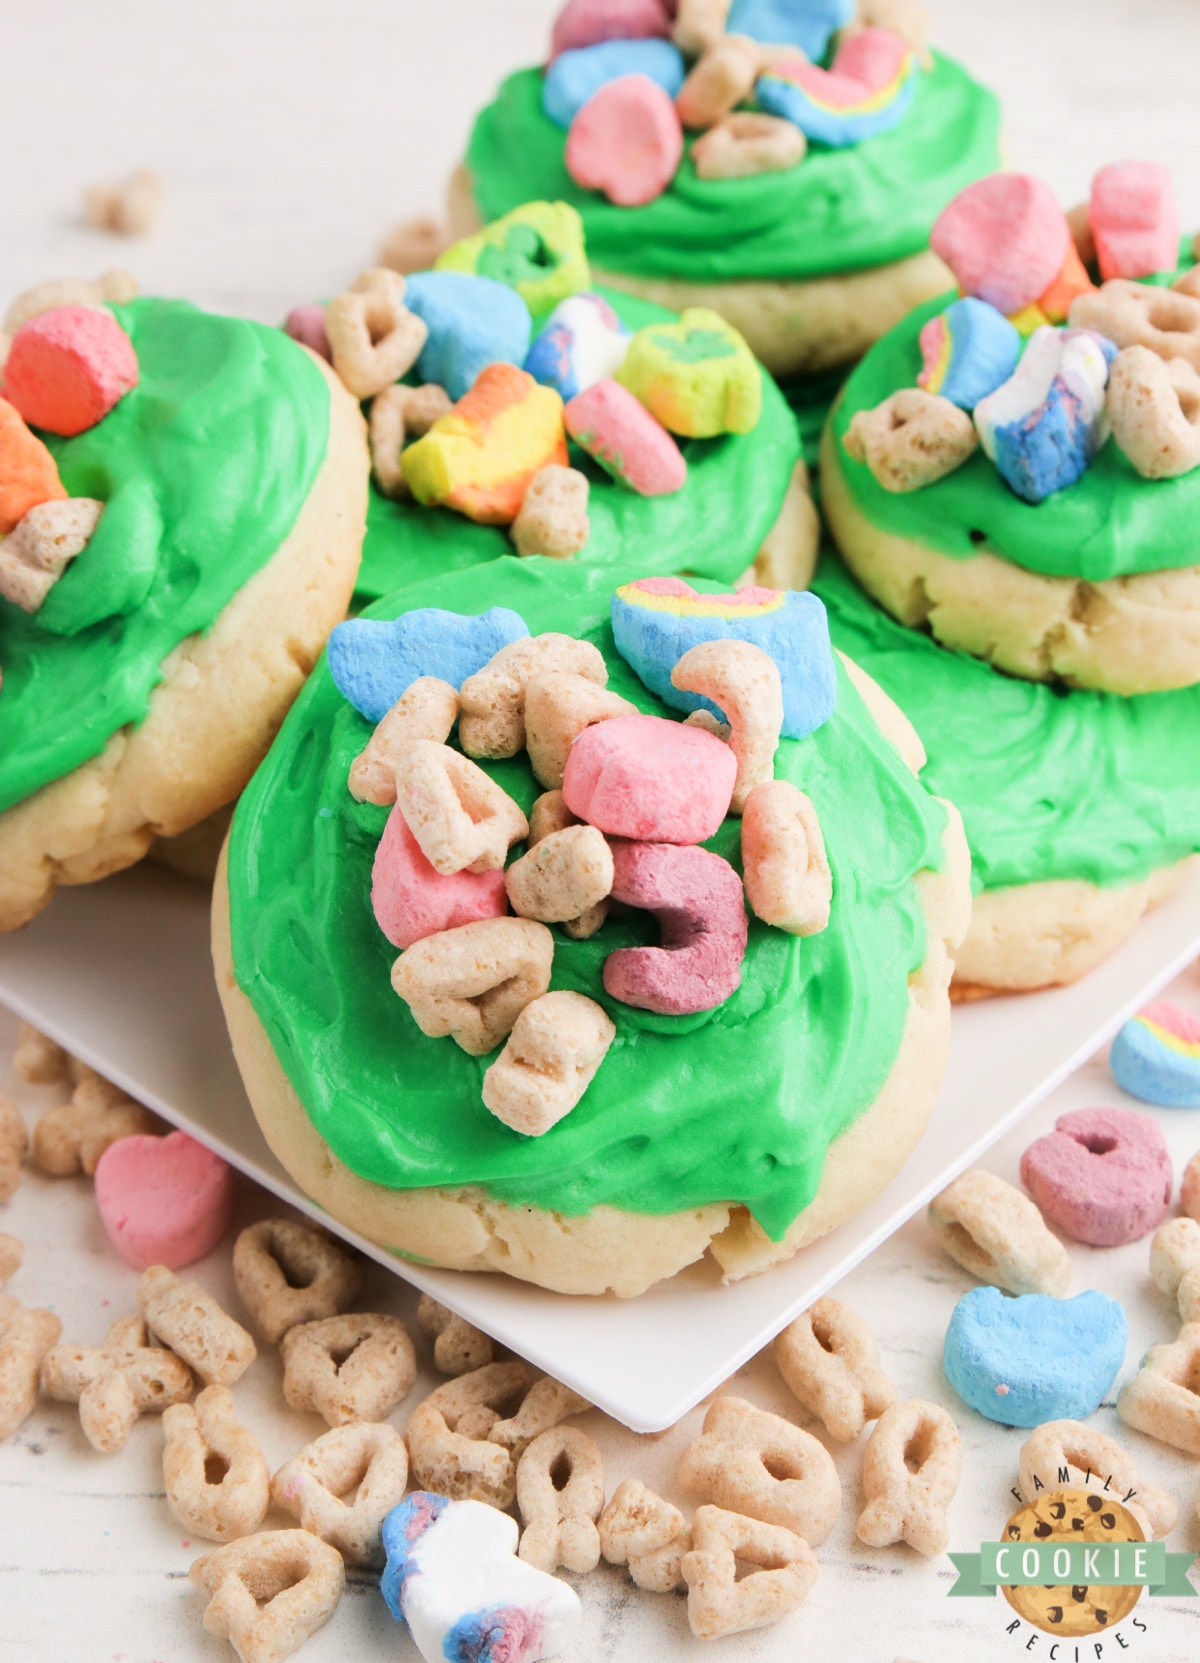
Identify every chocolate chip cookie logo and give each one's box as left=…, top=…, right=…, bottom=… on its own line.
left=949, top=1486, right=1197, bottom=1645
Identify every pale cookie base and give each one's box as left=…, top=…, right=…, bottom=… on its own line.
left=147, top=804, right=235, bottom=884
left=211, top=667, right=971, bottom=1298
left=0, top=353, right=368, bottom=932
left=821, top=417, right=1200, bottom=695
left=446, top=164, right=956, bottom=377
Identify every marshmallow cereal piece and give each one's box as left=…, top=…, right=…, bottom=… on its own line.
left=517, top=1425, right=604, bottom=1573
left=2, top=305, right=138, bottom=436
left=681, top=1503, right=819, bottom=1640
left=755, top=26, right=919, bottom=149
left=33, top=1070, right=158, bottom=1177
left=545, top=39, right=685, bottom=128
left=524, top=670, right=636, bottom=789
left=163, top=1384, right=270, bottom=1543
left=372, top=809, right=508, bottom=951
left=391, top=917, right=554, bottom=1056
left=563, top=711, right=736, bottom=841
left=729, top=0, right=851, bottom=57
left=1117, top=1324, right=1200, bottom=1456
left=42, top=1313, right=194, bottom=1453
left=917, top=297, right=1022, bottom=410
left=0, top=1096, right=28, bottom=1203
left=459, top=632, right=607, bottom=759
left=856, top=1398, right=962, bottom=1557
left=552, top=0, right=674, bottom=59
left=380, top=1492, right=582, bottom=1663
left=564, top=377, right=687, bottom=495
left=1151, top=1217, right=1200, bottom=1324
left=773, top=1297, right=896, bottom=1441
left=280, top=1313, right=416, bottom=1428
left=404, top=270, right=533, bottom=402
left=232, top=1219, right=362, bottom=1345
left=3, top=270, right=136, bottom=334
left=844, top=387, right=978, bottom=492
left=0, top=497, right=103, bottom=612
left=510, top=463, right=591, bottom=559
left=525, top=292, right=631, bottom=402
left=324, top=268, right=426, bottom=400
left=368, top=381, right=452, bottom=499
left=671, top=637, right=783, bottom=813
left=1070, top=278, right=1200, bottom=373
left=692, top=111, right=806, bottom=179
left=928, top=1168, right=1072, bottom=1297
left=327, top=606, right=529, bottom=725
left=1111, top=1001, right=1200, bottom=1107
left=605, top=839, right=747, bottom=1015
left=677, top=1394, right=841, bottom=1546
left=0, top=397, right=67, bottom=534
left=1107, top=347, right=1200, bottom=480
left=1020, top=1105, right=1173, bottom=1247
left=402, top=363, right=568, bottom=526
left=271, top=1422, right=409, bottom=1566
left=416, top=1294, right=494, bottom=1376
left=93, top=1129, right=236, bottom=1271
left=482, top=990, right=616, bottom=1136
left=742, top=780, right=831, bottom=936
left=931, top=173, right=1071, bottom=316
left=405, top=1361, right=542, bottom=1506
left=138, top=1265, right=257, bottom=1387
left=394, top=740, right=529, bottom=875
left=974, top=326, right=1115, bottom=504
left=617, top=307, right=761, bottom=437
left=505, top=826, right=614, bottom=922
left=189, top=1529, right=344, bottom=1663
left=566, top=73, right=685, bottom=207
left=0, top=1304, right=62, bottom=1442
left=283, top=304, right=332, bottom=363
left=350, top=676, right=459, bottom=806
left=599, top=1478, right=692, bottom=1592
left=1019, top=1419, right=1177, bottom=1541
left=1090, top=161, right=1180, bottom=282
left=436, top=201, right=590, bottom=318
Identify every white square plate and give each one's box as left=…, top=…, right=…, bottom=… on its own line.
left=3, top=863, right=1200, bottom=1432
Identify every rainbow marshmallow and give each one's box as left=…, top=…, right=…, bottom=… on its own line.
left=918, top=297, right=1022, bottom=410
left=611, top=576, right=836, bottom=739
left=1110, top=1001, right=1200, bottom=1108
left=755, top=27, right=919, bottom=148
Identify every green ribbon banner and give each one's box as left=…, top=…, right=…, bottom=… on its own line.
left=949, top=1542, right=1197, bottom=1599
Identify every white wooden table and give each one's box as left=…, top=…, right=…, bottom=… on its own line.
left=4, top=3, right=1200, bottom=1658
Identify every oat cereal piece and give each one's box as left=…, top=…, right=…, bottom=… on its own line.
left=1070, top=278, right=1200, bottom=372
left=671, top=638, right=783, bottom=814
left=1183, top=1150, right=1200, bottom=1222
left=0, top=1304, right=61, bottom=1441
left=325, top=268, right=427, bottom=400
left=32, top=1071, right=158, bottom=1178
left=677, top=35, right=760, bottom=129
left=482, top=991, right=616, bottom=1136
left=599, top=1478, right=692, bottom=1592
left=1117, top=1322, right=1200, bottom=1455
left=1107, top=345, right=1200, bottom=479
left=279, top=1312, right=415, bottom=1427
left=163, top=1384, right=270, bottom=1542
left=0, top=1096, right=28, bottom=1202
left=677, top=1394, right=841, bottom=1545
left=772, top=1297, right=896, bottom=1442
left=510, top=464, right=590, bottom=559
left=271, top=1422, right=408, bottom=1566
left=41, top=1313, right=193, bottom=1453
left=189, top=1529, right=345, bottom=1663
left=394, top=740, right=529, bottom=874
left=349, top=677, right=459, bottom=807
left=1019, top=1418, right=1177, bottom=1541
left=516, top=1425, right=605, bottom=1573
left=3, top=269, right=137, bottom=334
left=684, top=709, right=732, bottom=739
left=856, top=1398, right=961, bottom=1556
left=458, top=634, right=607, bottom=759
left=682, top=1503, right=818, bottom=1640
left=692, top=111, right=806, bottom=180
left=83, top=169, right=163, bottom=235
left=928, top=1168, right=1072, bottom=1298
left=741, top=780, right=832, bottom=937
left=391, top=917, right=554, bottom=1056
left=504, top=826, right=614, bottom=922
left=0, top=1234, right=21, bottom=1285
left=138, top=1266, right=256, bottom=1386
left=368, top=381, right=452, bottom=498
left=0, top=1294, right=16, bottom=1327
left=845, top=388, right=979, bottom=492
left=13, top=1021, right=70, bottom=1085
left=487, top=1374, right=591, bottom=1463
left=673, top=0, right=731, bottom=56
left=379, top=214, right=452, bottom=275
left=416, top=1294, right=494, bottom=1376
left=0, top=496, right=104, bottom=611
left=232, top=1219, right=363, bottom=1345
left=1175, top=263, right=1200, bottom=301
left=527, top=790, right=610, bottom=938
left=524, top=671, right=636, bottom=790
left=1152, top=1216, right=1200, bottom=1323
left=406, top=1361, right=542, bottom=1506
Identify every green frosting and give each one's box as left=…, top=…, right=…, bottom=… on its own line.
left=814, top=549, right=1200, bottom=894
left=0, top=299, right=330, bottom=815
left=355, top=288, right=800, bottom=605
left=228, top=556, right=949, bottom=1240
left=465, top=56, right=1002, bottom=285
left=831, top=268, right=1200, bottom=581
